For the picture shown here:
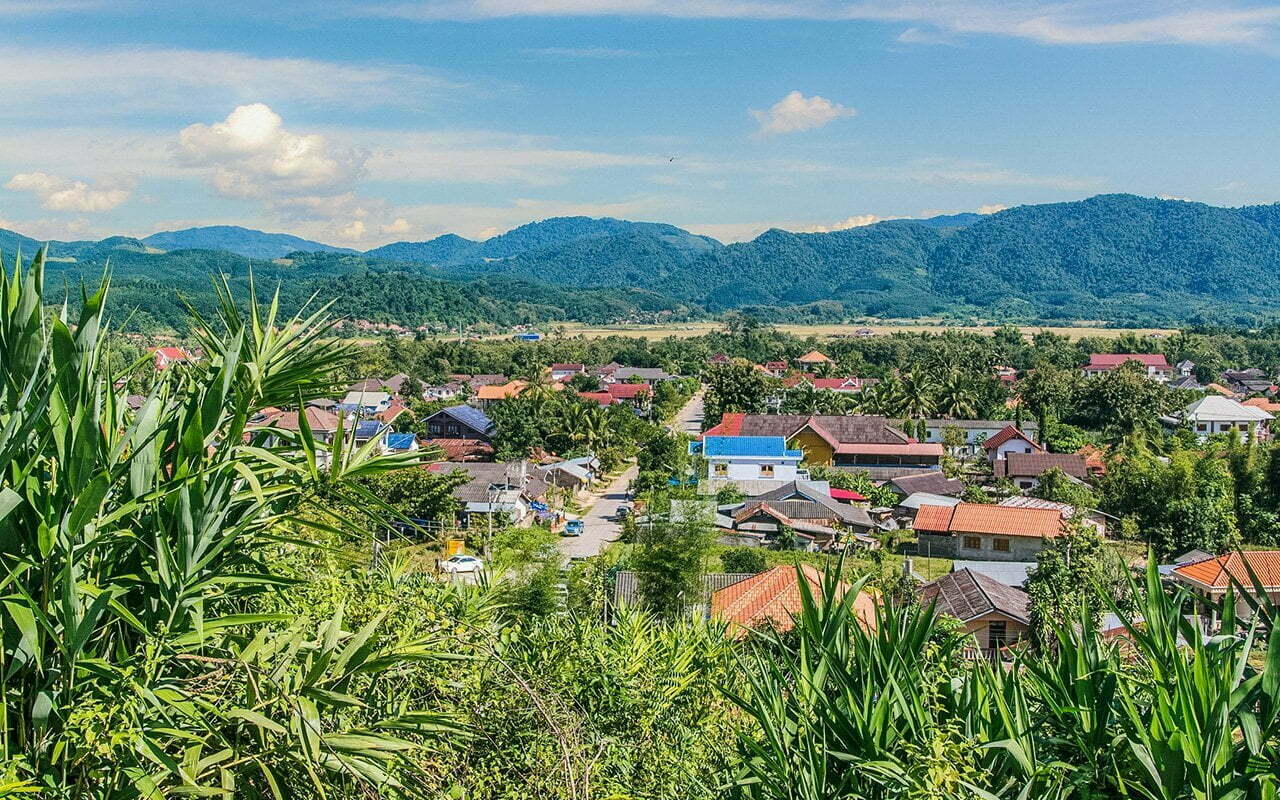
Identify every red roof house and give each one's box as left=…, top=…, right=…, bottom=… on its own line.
left=711, top=564, right=877, bottom=638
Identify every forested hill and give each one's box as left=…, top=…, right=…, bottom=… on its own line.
left=9, top=194, right=1280, bottom=328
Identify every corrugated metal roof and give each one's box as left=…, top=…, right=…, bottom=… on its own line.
left=704, top=436, right=796, bottom=458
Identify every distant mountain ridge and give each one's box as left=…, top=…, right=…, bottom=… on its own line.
left=9, top=195, right=1280, bottom=327
left=141, top=226, right=355, bottom=259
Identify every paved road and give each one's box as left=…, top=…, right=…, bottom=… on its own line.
left=670, top=390, right=705, bottom=435
left=558, top=391, right=704, bottom=560
left=559, top=463, right=638, bottom=560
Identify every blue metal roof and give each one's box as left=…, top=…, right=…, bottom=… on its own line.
left=702, top=436, right=800, bottom=459
left=385, top=433, right=417, bottom=450
left=354, top=420, right=385, bottom=438
left=441, top=404, right=496, bottom=435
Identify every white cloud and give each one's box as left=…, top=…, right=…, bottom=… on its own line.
left=795, top=213, right=886, bottom=232
left=359, top=1, right=1280, bottom=47
left=891, top=157, right=1104, bottom=190
left=5, top=171, right=134, bottom=212
left=380, top=218, right=412, bottom=234
left=751, top=91, right=854, bottom=136
left=337, top=220, right=367, bottom=241
left=360, top=129, right=662, bottom=185
left=178, top=104, right=365, bottom=199
left=978, top=203, right=1009, bottom=214
left=0, top=46, right=459, bottom=117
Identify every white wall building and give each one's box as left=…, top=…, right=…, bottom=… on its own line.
left=1182, top=396, right=1273, bottom=441
left=695, top=436, right=806, bottom=483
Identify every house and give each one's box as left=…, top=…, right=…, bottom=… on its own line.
left=607, top=366, right=676, bottom=384
left=538, top=455, right=599, bottom=493
left=1175, top=359, right=1196, bottom=377
left=888, top=471, right=965, bottom=499
left=1219, top=368, right=1274, bottom=396
left=993, top=365, right=1018, bottom=385
left=423, top=438, right=494, bottom=462
left=982, top=425, right=1044, bottom=463
left=249, top=407, right=342, bottom=444
left=951, top=559, right=1038, bottom=589
left=1168, top=374, right=1204, bottom=391
left=306, top=397, right=337, bottom=411
left=720, top=481, right=878, bottom=549
left=384, top=432, right=419, bottom=453
left=549, top=363, right=585, bottom=381
left=702, top=414, right=944, bottom=480
left=924, top=419, right=1038, bottom=455
left=795, top=350, right=833, bottom=365
left=1243, top=397, right=1280, bottom=415
left=913, top=502, right=1067, bottom=561
left=424, top=405, right=496, bottom=442
left=463, top=374, right=509, bottom=391
left=1083, top=353, right=1172, bottom=382
left=513, top=332, right=542, bottom=342
left=151, top=346, right=194, bottom=370
left=428, top=460, right=548, bottom=525
left=994, top=452, right=1095, bottom=491
left=470, top=380, right=531, bottom=409
left=710, top=564, right=877, bottom=638
left=896, top=492, right=963, bottom=522
left=382, top=373, right=413, bottom=397
left=1179, top=396, right=1273, bottom=441
left=338, top=390, right=392, bottom=415
left=762, top=360, right=789, bottom=376
left=692, top=436, right=806, bottom=484
left=809, top=377, right=867, bottom=393
left=1171, top=551, right=1280, bottom=627
left=998, top=495, right=1113, bottom=537
left=578, top=391, right=617, bottom=408
left=423, top=381, right=465, bottom=402
left=920, top=568, right=1030, bottom=657
left=347, top=377, right=387, bottom=394
left=353, top=419, right=391, bottom=451
left=707, top=353, right=732, bottom=366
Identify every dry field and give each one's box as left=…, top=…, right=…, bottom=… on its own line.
left=554, top=321, right=1178, bottom=341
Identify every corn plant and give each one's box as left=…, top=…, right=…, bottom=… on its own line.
left=0, top=252, right=461, bottom=797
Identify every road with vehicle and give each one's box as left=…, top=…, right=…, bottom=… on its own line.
left=558, top=390, right=704, bottom=561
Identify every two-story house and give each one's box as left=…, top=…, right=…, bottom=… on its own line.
left=692, top=435, right=806, bottom=484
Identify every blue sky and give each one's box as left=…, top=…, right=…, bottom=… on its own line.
left=2, top=0, right=1280, bottom=246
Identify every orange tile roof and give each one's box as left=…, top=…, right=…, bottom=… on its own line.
left=1243, top=397, right=1280, bottom=414
left=476, top=380, right=528, bottom=401
left=1172, top=550, right=1280, bottom=589
left=913, top=502, right=1065, bottom=538
left=711, top=564, right=876, bottom=637
left=1206, top=383, right=1236, bottom=397
left=796, top=350, right=832, bottom=363
left=702, top=412, right=745, bottom=437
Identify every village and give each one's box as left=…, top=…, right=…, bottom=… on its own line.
left=139, top=338, right=1280, bottom=660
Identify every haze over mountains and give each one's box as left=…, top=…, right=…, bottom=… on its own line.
left=7, top=194, right=1280, bottom=331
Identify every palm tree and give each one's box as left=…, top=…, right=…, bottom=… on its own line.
left=934, top=371, right=978, bottom=419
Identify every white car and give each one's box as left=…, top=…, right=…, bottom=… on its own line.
left=439, top=555, right=485, bottom=575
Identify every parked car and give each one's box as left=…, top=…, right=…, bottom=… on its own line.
left=614, top=504, right=631, bottom=520
left=564, top=519, right=584, bottom=537
left=439, top=554, right=484, bottom=574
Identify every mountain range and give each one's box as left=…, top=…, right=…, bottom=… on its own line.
left=7, top=194, right=1280, bottom=331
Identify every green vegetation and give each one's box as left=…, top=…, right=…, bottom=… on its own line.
left=4, top=251, right=1280, bottom=797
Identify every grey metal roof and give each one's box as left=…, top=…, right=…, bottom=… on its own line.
left=890, top=472, right=965, bottom=497
left=950, top=560, right=1037, bottom=588
left=920, top=568, right=1031, bottom=624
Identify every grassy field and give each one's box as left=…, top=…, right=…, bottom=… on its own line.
left=554, top=321, right=1178, bottom=341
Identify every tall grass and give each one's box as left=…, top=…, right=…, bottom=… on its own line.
left=728, top=563, right=1280, bottom=799
left=0, top=253, right=459, bottom=797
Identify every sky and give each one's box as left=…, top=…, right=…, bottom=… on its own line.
left=2, top=0, right=1280, bottom=247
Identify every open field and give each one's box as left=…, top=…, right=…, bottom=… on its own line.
left=551, top=321, right=1179, bottom=341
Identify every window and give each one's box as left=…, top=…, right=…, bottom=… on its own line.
left=713, top=463, right=728, bottom=476
left=963, top=535, right=981, bottom=550
left=1197, top=423, right=1208, bottom=432
left=1019, top=480, right=1034, bottom=489
left=988, top=621, right=1008, bottom=650
left=993, top=538, right=1011, bottom=552
left=759, top=464, right=775, bottom=478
